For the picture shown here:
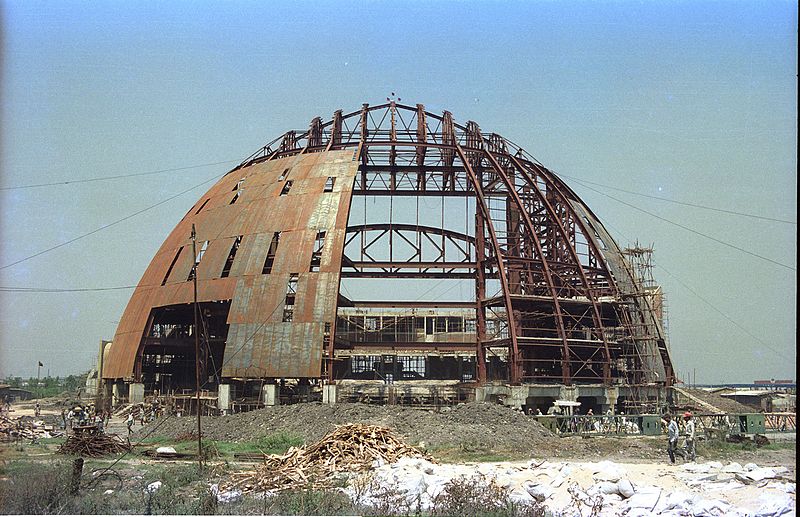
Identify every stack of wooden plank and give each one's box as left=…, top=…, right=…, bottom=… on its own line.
left=225, top=423, right=427, bottom=492
left=57, top=432, right=131, bottom=457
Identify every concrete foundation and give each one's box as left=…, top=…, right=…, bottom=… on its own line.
left=323, top=384, right=338, bottom=405
left=129, top=383, right=145, bottom=404
left=475, top=383, right=666, bottom=415
left=262, top=384, right=279, bottom=406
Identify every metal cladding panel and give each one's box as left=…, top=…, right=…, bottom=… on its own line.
left=227, top=233, right=259, bottom=278
left=221, top=150, right=357, bottom=379
left=106, top=150, right=356, bottom=380
left=197, top=237, right=236, bottom=281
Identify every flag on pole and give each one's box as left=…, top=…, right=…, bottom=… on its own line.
left=38, top=361, right=43, bottom=367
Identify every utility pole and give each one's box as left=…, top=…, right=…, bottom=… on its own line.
left=191, top=224, right=203, bottom=468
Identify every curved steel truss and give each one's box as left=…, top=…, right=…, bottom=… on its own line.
left=232, top=102, right=675, bottom=386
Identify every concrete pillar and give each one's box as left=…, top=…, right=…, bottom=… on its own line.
left=507, top=386, right=529, bottom=409
left=474, top=386, right=488, bottom=403
left=218, top=384, right=233, bottom=411
left=111, top=382, right=122, bottom=407
left=262, top=384, right=279, bottom=406
left=559, top=385, right=578, bottom=402
left=129, top=383, right=145, bottom=404
left=602, top=387, right=619, bottom=414
left=322, top=384, right=338, bottom=405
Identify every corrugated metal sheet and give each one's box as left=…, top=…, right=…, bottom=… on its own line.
left=105, top=150, right=357, bottom=380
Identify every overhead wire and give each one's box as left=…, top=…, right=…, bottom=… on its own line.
left=567, top=177, right=796, bottom=272
left=655, top=262, right=795, bottom=363
left=591, top=207, right=794, bottom=364
left=0, top=173, right=223, bottom=271
left=559, top=173, right=797, bottom=225
left=0, top=160, right=238, bottom=191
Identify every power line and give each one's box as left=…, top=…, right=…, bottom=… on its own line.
left=0, top=160, right=238, bottom=191
left=0, top=285, right=137, bottom=292
left=656, top=262, right=795, bottom=363
left=589, top=210, right=793, bottom=364
left=0, top=173, right=222, bottom=271
left=558, top=173, right=797, bottom=225
left=569, top=178, right=796, bottom=272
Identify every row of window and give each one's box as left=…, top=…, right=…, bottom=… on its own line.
left=161, top=230, right=328, bottom=286
left=192, top=174, right=337, bottom=214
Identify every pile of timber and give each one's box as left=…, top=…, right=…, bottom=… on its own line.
left=0, top=414, right=62, bottom=441
left=225, top=423, right=427, bottom=492
left=57, top=432, right=131, bottom=457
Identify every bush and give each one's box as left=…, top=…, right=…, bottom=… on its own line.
left=430, top=475, right=545, bottom=517
left=0, top=461, right=74, bottom=514
left=265, top=489, right=356, bottom=515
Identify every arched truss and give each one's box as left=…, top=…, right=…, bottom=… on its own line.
left=232, top=102, right=675, bottom=386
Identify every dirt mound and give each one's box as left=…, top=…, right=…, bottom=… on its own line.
left=680, top=388, right=755, bottom=414
left=135, top=402, right=557, bottom=451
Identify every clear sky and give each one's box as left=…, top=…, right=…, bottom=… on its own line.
left=1, top=1, right=796, bottom=384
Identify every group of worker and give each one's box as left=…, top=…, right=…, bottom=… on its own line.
left=64, top=403, right=109, bottom=432
left=125, top=401, right=164, bottom=434
left=665, top=411, right=696, bottom=463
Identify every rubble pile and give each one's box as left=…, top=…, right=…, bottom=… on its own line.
left=225, top=423, right=427, bottom=492
left=0, top=414, right=62, bottom=441
left=57, top=432, right=132, bottom=457
left=136, top=401, right=558, bottom=452
left=343, top=458, right=796, bottom=516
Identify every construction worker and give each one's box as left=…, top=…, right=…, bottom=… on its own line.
left=34, top=402, right=40, bottom=417
left=683, top=411, right=696, bottom=461
left=665, top=414, right=684, bottom=463
left=126, top=412, right=134, bottom=435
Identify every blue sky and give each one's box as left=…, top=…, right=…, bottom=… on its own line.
left=1, top=1, right=796, bottom=383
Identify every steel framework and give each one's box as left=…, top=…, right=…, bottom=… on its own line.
left=105, top=101, right=674, bottom=391
left=234, top=102, right=674, bottom=386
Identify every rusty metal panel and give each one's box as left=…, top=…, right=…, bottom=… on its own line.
left=227, top=233, right=258, bottom=278
left=197, top=237, right=236, bottom=281
left=107, top=149, right=357, bottom=380
left=220, top=150, right=358, bottom=379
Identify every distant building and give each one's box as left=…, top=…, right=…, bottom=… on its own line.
left=719, top=390, right=777, bottom=412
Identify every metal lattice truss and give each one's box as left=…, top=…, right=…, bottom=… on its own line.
left=231, top=102, right=675, bottom=386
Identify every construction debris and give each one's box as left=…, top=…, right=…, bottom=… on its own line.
left=224, top=423, right=427, bottom=492
left=1, top=414, right=62, bottom=441
left=57, top=431, right=131, bottom=458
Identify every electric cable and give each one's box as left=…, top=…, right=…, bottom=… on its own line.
left=0, top=173, right=222, bottom=271
left=559, top=173, right=796, bottom=225
left=655, top=262, right=795, bottom=363
left=0, top=160, right=238, bottom=191
left=594, top=212, right=794, bottom=364
left=568, top=177, right=796, bottom=272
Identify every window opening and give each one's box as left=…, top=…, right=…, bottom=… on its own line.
left=231, top=178, right=245, bottom=191
left=161, top=246, right=184, bottom=286
left=280, top=180, right=293, bottom=196
left=195, top=199, right=210, bottom=215
left=404, top=356, right=426, bottom=378
left=262, top=232, right=281, bottom=274
left=187, top=240, right=209, bottom=281
left=324, top=176, right=335, bottom=192
left=229, top=190, right=243, bottom=205
left=220, top=236, right=242, bottom=278
left=282, top=273, right=299, bottom=322
left=278, top=168, right=291, bottom=181
left=309, top=230, right=327, bottom=272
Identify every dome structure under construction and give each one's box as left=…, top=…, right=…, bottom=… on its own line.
left=103, top=102, right=674, bottom=413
